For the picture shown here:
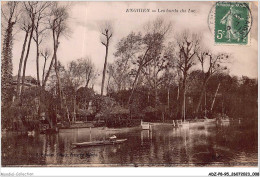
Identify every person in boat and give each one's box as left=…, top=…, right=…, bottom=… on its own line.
left=109, top=135, right=117, bottom=142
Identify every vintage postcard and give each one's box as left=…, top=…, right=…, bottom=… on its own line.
left=1, top=0, right=258, bottom=175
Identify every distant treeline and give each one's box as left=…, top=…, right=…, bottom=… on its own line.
left=108, top=72, right=258, bottom=121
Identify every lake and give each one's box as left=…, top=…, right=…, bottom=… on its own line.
left=1, top=121, right=258, bottom=166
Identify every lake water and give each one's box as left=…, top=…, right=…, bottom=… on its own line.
left=1, top=121, right=258, bottom=166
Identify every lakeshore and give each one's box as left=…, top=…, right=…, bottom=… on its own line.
left=2, top=119, right=257, bottom=167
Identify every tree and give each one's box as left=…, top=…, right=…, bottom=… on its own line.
left=128, top=18, right=172, bottom=105
left=69, top=58, right=97, bottom=121
left=63, top=58, right=95, bottom=121
left=99, top=21, right=113, bottom=96
left=76, top=57, right=97, bottom=88
left=20, top=2, right=38, bottom=97
left=161, top=60, right=177, bottom=112
left=19, top=2, right=54, bottom=96
left=41, top=48, right=52, bottom=84
left=107, top=60, right=132, bottom=93
left=32, top=2, right=53, bottom=86
left=42, top=3, right=70, bottom=90
left=112, top=32, right=143, bottom=92
left=1, top=2, right=20, bottom=104
left=16, top=15, right=31, bottom=98
left=175, top=31, right=200, bottom=120
left=47, top=2, right=70, bottom=123
left=1, top=2, right=20, bottom=128
left=141, top=43, right=173, bottom=107
left=76, top=87, right=95, bottom=110
left=195, top=50, right=229, bottom=117
left=53, top=5, right=70, bottom=121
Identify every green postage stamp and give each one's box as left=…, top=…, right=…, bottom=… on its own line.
left=214, top=2, right=252, bottom=45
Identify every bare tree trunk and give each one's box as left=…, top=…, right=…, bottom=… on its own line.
left=195, top=76, right=211, bottom=117
left=148, top=89, right=150, bottom=105
left=204, top=89, right=207, bottom=118
left=85, top=68, right=91, bottom=88
left=183, top=91, right=186, bottom=122
left=181, top=74, right=187, bottom=121
left=101, top=44, right=108, bottom=96
left=100, top=23, right=113, bottom=95
left=42, top=55, right=55, bottom=89
left=177, top=85, right=179, bottom=100
left=175, top=82, right=181, bottom=120
left=106, top=73, right=111, bottom=95
left=195, top=85, right=206, bottom=117
left=154, top=58, right=158, bottom=107
left=21, top=17, right=35, bottom=97
left=221, top=98, right=224, bottom=117
left=36, top=40, right=41, bottom=128
left=53, top=40, right=63, bottom=121
left=42, top=58, right=47, bottom=84
left=16, top=31, right=29, bottom=98
left=73, top=94, right=76, bottom=122
left=36, top=39, right=40, bottom=86
left=128, top=64, right=144, bottom=105
left=52, top=29, right=70, bottom=124
left=54, top=56, right=67, bottom=123
left=210, top=83, right=220, bottom=112
left=128, top=47, right=150, bottom=104
left=167, top=87, right=170, bottom=108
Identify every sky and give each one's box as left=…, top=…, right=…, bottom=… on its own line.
left=10, top=1, right=258, bottom=93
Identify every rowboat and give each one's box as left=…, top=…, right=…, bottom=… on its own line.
left=216, top=118, right=230, bottom=124
left=172, top=120, right=189, bottom=128
left=72, top=139, right=127, bottom=147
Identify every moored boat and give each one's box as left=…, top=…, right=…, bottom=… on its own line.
left=72, top=138, right=127, bottom=147
left=172, top=120, right=182, bottom=128
left=216, top=118, right=230, bottom=126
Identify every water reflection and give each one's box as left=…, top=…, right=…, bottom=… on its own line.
left=2, top=122, right=257, bottom=166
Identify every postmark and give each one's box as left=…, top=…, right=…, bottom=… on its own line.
left=208, top=2, right=252, bottom=45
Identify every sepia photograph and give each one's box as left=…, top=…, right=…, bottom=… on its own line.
left=1, top=0, right=258, bottom=171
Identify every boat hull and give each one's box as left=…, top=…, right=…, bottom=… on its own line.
left=72, top=139, right=127, bottom=147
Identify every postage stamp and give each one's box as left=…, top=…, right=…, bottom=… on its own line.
left=214, top=2, right=252, bottom=45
